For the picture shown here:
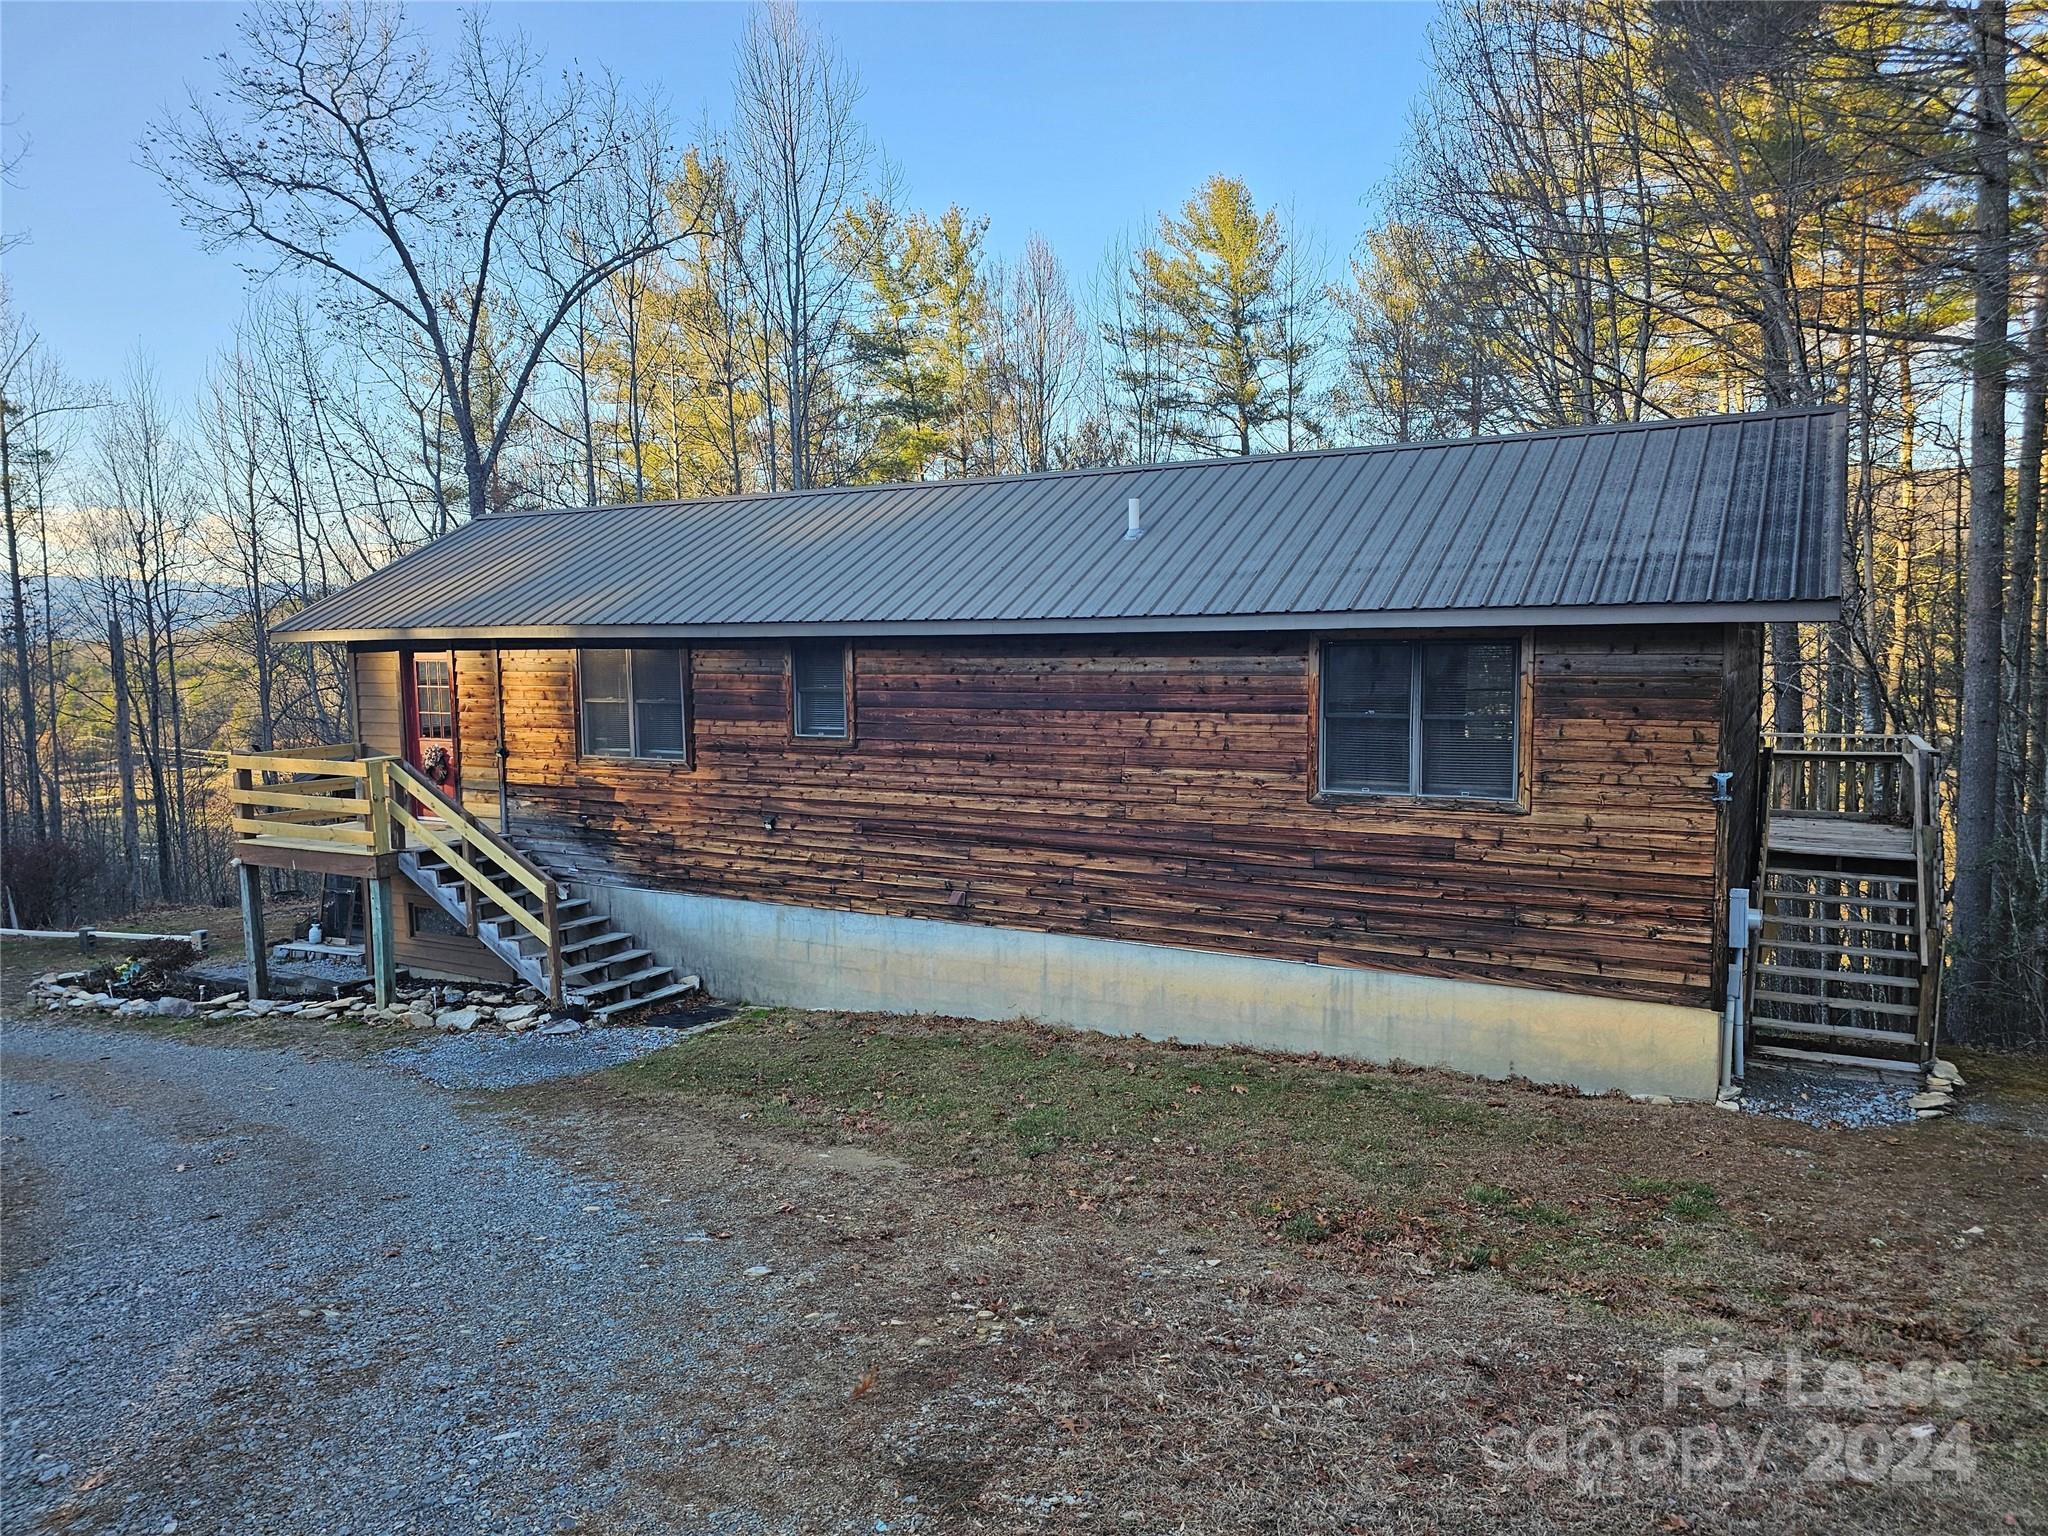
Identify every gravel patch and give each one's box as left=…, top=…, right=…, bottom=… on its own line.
left=0, top=1020, right=781, bottom=1535
left=383, top=1026, right=687, bottom=1089
left=1738, top=1059, right=1920, bottom=1128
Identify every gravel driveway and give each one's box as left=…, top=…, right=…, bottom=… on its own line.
left=0, top=1020, right=782, bottom=1536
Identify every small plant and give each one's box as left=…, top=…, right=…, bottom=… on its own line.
left=1667, top=1183, right=1721, bottom=1221
left=1466, top=1182, right=1514, bottom=1208
left=1280, top=1209, right=1335, bottom=1244
left=1622, top=1174, right=1720, bottom=1221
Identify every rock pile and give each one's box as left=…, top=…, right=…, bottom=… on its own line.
left=27, top=974, right=586, bottom=1037
left=1909, top=1057, right=1965, bottom=1119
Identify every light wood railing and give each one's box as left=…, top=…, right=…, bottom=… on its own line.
left=383, top=756, right=564, bottom=1004
left=228, top=744, right=386, bottom=857
left=227, top=744, right=565, bottom=1004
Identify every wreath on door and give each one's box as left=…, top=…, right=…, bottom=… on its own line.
left=423, top=745, right=454, bottom=786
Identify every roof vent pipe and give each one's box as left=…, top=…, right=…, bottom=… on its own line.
left=1125, top=497, right=1143, bottom=540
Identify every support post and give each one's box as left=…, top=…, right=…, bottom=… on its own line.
left=544, top=882, right=562, bottom=1009
left=366, top=873, right=397, bottom=1008
left=493, top=646, right=511, bottom=836
left=236, top=859, right=269, bottom=1002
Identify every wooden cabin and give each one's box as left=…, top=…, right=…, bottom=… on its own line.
left=255, top=408, right=1859, bottom=1099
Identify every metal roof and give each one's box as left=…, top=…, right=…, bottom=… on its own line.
left=278, top=407, right=1846, bottom=643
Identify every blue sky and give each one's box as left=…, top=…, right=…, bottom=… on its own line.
left=1, top=1, right=1438, bottom=400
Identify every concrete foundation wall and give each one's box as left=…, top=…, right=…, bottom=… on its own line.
left=594, top=886, right=1723, bottom=1100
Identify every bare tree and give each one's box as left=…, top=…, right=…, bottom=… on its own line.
left=731, top=1, right=876, bottom=491
left=993, top=234, right=1083, bottom=472
left=146, top=0, right=702, bottom=522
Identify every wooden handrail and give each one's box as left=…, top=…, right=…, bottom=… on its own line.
left=225, top=745, right=569, bottom=1010
left=227, top=750, right=371, bottom=779
left=382, top=755, right=564, bottom=1005
left=388, top=800, right=549, bottom=943
left=230, top=745, right=377, bottom=850
left=1759, top=731, right=1947, bottom=1061
left=383, top=758, right=553, bottom=899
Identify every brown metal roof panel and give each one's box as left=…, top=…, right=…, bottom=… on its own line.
left=1579, top=422, right=1682, bottom=608
left=1373, top=439, right=1519, bottom=613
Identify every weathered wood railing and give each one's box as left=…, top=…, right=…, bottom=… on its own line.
left=1754, top=733, right=1945, bottom=1062
left=1762, top=733, right=1933, bottom=825
left=1763, top=733, right=1943, bottom=964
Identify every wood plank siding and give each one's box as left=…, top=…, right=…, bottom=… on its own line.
left=349, top=625, right=1744, bottom=1009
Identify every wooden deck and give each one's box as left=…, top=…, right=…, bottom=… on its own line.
left=1765, top=814, right=1917, bottom=864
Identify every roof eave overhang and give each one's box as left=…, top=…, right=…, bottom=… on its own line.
left=277, top=598, right=1840, bottom=646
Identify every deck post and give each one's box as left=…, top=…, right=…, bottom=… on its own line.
left=544, top=883, right=562, bottom=1010
left=235, top=859, right=269, bottom=1002
left=362, top=754, right=397, bottom=1007
left=366, top=873, right=397, bottom=1007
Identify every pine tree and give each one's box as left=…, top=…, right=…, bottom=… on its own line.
left=1131, top=176, right=1288, bottom=456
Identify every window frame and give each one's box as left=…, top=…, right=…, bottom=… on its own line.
left=787, top=639, right=856, bottom=747
left=1310, top=631, right=1530, bottom=811
left=574, top=646, right=692, bottom=766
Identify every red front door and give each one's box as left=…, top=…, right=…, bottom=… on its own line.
left=403, top=650, right=459, bottom=795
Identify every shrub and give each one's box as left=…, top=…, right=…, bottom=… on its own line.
left=3, top=836, right=104, bottom=928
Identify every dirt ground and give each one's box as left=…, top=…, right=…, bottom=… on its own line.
left=511, top=1010, right=2048, bottom=1534
left=4, top=916, right=2045, bottom=1532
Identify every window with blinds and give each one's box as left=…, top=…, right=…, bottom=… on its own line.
left=578, top=648, right=687, bottom=760
left=1320, top=639, right=1519, bottom=800
left=792, top=641, right=850, bottom=739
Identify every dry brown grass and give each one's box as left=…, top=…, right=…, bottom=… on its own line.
left=499, top=1010, right=2048, bottom=1534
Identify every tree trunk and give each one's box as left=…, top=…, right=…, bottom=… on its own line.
left=2001, top=275, right=2046, bottom=866
left=107, top=604, right=143, bottom=909
left=1, top=401, right=47, bottom=839
left=1951, top=0, right=2013, bottom=1035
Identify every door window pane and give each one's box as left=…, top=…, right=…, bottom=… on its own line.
left=413, top=657, right=453, bottom=737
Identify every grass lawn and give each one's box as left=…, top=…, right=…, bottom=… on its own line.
left=503, top=1008, right=2048, bottom=1532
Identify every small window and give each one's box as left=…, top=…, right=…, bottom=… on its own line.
left=1321, top=638, right=1519, bottom=800
left=792, top=641, right=850, bottom=739
left=579, top=648, right=687, bottom=760
left=409, top=902, right=464, bottom=939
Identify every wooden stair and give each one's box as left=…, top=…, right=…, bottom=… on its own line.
left=1746, top=740, right=1943, bottom=1072
left=398, top=819, right=699, bottom=1019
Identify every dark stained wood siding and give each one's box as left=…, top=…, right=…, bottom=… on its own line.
left=1709, top=623, right=1766, bottom=1007
left=441, top=626, right=1735, bottom=1008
